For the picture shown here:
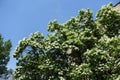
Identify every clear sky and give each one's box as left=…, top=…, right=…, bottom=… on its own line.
left=0, top=0, right=119, bottom=69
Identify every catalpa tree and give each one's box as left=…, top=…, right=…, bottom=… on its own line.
left=13, top=4, right=120, bottom=80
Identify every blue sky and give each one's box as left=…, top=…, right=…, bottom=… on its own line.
left=0, top=0, right=118, bottom=69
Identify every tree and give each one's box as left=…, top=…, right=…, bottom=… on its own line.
left=13, top=3, right=120, bottom=80
left=0, top=34, right=12, bottom=76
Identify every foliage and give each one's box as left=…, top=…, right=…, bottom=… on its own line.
left=13, top=4, right=120, bottom=80
left=0, top=34, right=12, bottom=76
